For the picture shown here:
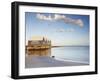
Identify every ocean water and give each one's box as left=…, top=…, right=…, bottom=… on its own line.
left=26, top=46, right=89, bottom=65
left=51, top=46, right=89, bottom=64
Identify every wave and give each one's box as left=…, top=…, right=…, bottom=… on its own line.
left=54, top=57, right=89, bottom=64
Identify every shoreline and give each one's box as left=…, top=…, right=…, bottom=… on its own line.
left=26, top=45, right=89, bottom=50
left=52, top=45, right=89, bottom=48
left=25, top=56, right=89, bottom=68
left=55, top=58, right=89, bottom=64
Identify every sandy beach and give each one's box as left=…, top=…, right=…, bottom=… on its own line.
left=25, top=56, right=89, bottom=68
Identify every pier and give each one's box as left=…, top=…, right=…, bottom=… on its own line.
left=26, top=37, right=51, bottom=50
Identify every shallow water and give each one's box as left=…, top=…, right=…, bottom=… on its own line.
left=26, top=46, right=89, bottom=64
left=51, top=46, right=89, bottom=64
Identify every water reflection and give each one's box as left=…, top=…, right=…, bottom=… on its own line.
left=26, top=48, right=51, bottom=56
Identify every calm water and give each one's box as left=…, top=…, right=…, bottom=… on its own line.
left=26, top=46, right=89, bottom=64
left=51, top=46, right=89, bottom=64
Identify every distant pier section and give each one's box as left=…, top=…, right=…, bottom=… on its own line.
left=26, top=37, right=51, bottom=50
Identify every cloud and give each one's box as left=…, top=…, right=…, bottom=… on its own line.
left=36, top=14, right=53, bottom=21
left=63, top=17, right=84, bottom=27
left=75, top=19, right=84, bottom=27
left=36, top=14, right=84, bottom=27
left=56, top=28, right=75, bottom=32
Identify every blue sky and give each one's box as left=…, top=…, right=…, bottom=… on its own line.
left=25, top=12, right=89, bottom=46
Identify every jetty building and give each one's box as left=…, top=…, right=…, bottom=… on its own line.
left=26, top=37, right=51, bottom=50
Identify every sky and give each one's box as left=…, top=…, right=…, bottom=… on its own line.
left=25, top=12, right=89, bottom=46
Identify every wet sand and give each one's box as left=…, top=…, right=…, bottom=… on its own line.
left=25, top=56, right=89, bottom=68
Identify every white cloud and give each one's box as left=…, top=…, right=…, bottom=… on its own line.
left=63, top=17, right=84, bottom=27
left=75, top=19, right=84, bottom=27
left=36, top=14, right=53, bottom=21
left=56, top=28, right=75, bottom=32
left=36, top=14, right=84, bottom=27
left=54, top=14, right=66, bottom=20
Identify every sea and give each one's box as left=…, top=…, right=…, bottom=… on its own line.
left=51, top=46, right=89, bottom=64
left=26, top=46, right=89, bottom=64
